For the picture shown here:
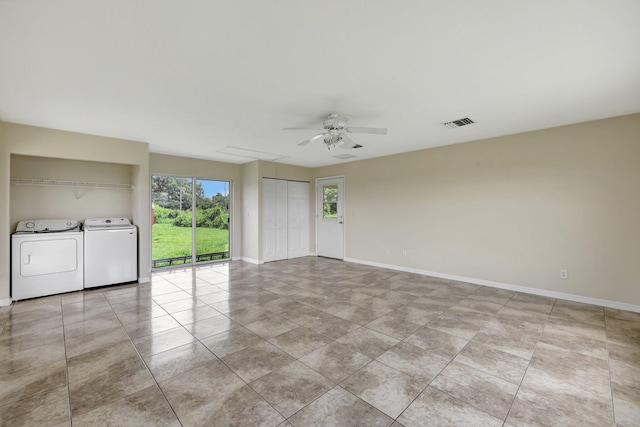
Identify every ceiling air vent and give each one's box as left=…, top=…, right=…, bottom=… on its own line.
left=442, top=117, right=475, bottom=129
left=333, top=154, right=357, bottom=160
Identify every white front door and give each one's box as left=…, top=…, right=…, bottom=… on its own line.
left=316, top=177, right=344, bottom=259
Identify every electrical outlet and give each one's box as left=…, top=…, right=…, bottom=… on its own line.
left=560, top=269, right=568, bottom=279
left=385, top=249, right=390, bottom=256
left=402, top=249, right=407, bottom=257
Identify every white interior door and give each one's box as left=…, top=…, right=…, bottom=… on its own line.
left=316, top=177, right=344, bottom=259
left=287, top=181, right=309, bottom=259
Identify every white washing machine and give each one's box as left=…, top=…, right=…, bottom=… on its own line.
left=11, top=219, right=84, bottom=300
left=84, top=217, right=138, bottom=288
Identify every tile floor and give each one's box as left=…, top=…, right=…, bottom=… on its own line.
left=1, top=257, right=639, bottom=426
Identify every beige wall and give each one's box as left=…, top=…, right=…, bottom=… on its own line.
left=314, top=114, right=640, bottom=306
left=149, top=153, right=243, bottom=259
left=10, top=155, right=134, bottom=229
left=0, top=123, right=150, bottom=302
left=259, top=161, right=313, bottom=182
left=2, top=114, right=638, bottom=308
left=242, top=161, right=260, bottom=261
left=0, top=121, right=8, bottom=302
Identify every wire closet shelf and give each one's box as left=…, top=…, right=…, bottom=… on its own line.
left=10, top=178, right=134, bottom=199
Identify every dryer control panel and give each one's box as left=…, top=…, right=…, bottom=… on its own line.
left=15, top=219, right=80, bottom=233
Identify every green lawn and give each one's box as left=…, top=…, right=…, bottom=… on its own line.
left=152, top=223, right=229, bottom=261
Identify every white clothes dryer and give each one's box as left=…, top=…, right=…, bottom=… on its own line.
left=11, top=219, right=84, bottom=300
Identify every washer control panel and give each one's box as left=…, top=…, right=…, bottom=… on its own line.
left=84, top=217, right=133, bottom=229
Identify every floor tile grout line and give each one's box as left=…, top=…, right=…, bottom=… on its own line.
left=0, top=297, right=69, bottom=425
left=501, top=296, right=556, bottom=425
left=147, top=278, right=314, bottom=424
left=177, top=326, right=288, bottom=424
left=160, top=268, right=368, bottom=423
left=102, top=289, right=183, bottom=426
left=244, top=372, right=311, bottom=424
left=208, top=269, right=408, bottom=423
left=402, top=327, right=497, bottom=423
left=140, top=300, right=236, bottom=422
left=368, top=284, right=505, bottom=423
left=395, top=300, right=506, bottom=423
left=603, top=312, right=618, bottom=425
left=7, top=258, right=632, bottom=426
left=392, top=290, right=550, bottom=425
left=283, top=384, right=395, bottom=426
left=59, top=296, right=74, bottom=427
left=146, top=269, right=481, bottom=423
left=369, top=355, right=441, bottom=425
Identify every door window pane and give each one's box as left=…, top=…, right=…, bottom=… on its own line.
left=195, top=180, right=230, bottom=263
left=151, top=175, right=193, bottom=267
left=323, top=185, right=338, bottom=218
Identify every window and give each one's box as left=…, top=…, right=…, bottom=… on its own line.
left=323, top=185, right=338, bottom=218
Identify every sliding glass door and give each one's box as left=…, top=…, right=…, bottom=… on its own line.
left=151, top=175, right=230, bottom=268
left=194, top=179, right=230, bottom=263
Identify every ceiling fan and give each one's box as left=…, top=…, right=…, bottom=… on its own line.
left=284, top=113, right=387, bottom=150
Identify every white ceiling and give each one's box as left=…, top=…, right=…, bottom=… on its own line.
left=1, top=1, right=639, bottom=168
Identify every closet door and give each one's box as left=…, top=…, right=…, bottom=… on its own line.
left=287, top=181, right=309, bottom=259
left=263, top=178, right=277, bottom=262
left=263, top=179, right=288, bottom=262
left=274, top=180, right=288, bottom=261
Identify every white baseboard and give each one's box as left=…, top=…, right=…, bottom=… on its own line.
left=345, top=257, right=640, bottom=314
left=138, top=276, right=150, bottom=284
left=0, top=298, right=12, bottom=307
left=239, top=257, right=264, bottom=265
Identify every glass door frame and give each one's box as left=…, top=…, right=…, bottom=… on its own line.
left=150, top=173, right=233, bottom=270
left=192, top=177, right=233, bottom=265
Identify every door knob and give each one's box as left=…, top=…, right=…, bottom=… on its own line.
left=339, top=221, right=343, bottom=224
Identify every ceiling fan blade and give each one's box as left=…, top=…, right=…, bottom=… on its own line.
left=284, top=127, right=323, bottom=131
left=346, top=126, right=388, bottom=135
left=297, top=133, right=326, bottom=146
